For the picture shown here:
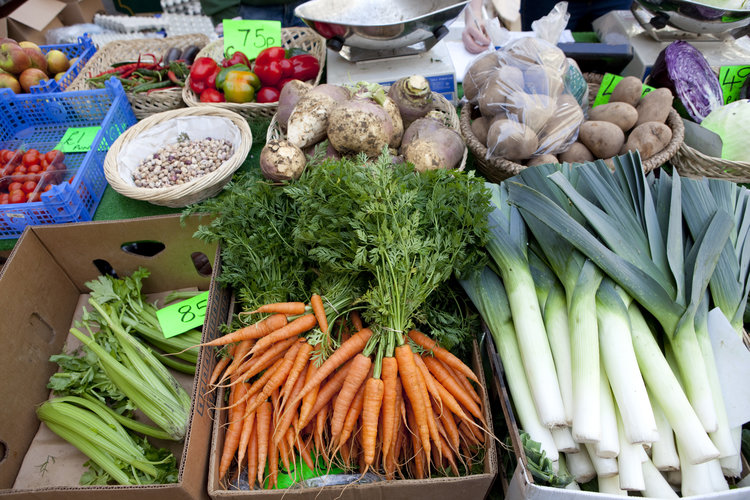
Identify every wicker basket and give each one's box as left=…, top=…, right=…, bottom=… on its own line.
left=182, top=27, right=326, bottom=120
left=460, top=73, right=685, bottom=184
left=68, top=34, right=210, bottom=120
left=670, top=142, right=750, bottom=183
left=103, top=107, right=252, bottom=207
left=266, top=90, right=468, bottom=171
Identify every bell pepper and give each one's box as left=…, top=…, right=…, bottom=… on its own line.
left=254, top=60, right=283, bottom=87
left=189, top=57, right=220, bottom=94
left=200, top=88, right=225, bottom=103
left=255, top=46, right=286, bottom=67
left=216, top=63, right=255, bottom=91
left=256, top=86, right=280, bottom=103
left=222, top=50, right=250, bottom=68
left=288, top=54, right=320, bottom=82
left=223, top=70, right=257, bottom=103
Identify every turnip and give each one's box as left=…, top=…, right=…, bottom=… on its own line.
left=387, top=75, right=433, bottom=127
left=402, top=126, right=464, bottom=172
left=277, top=79, right=313, bottom=131
left=401, top=115, right=445, bottom=149
left=327, top=83, right=396, bottom=157
left=286, top=84, right=349, bottom=149
left=260, top=139, right=307, bottom=181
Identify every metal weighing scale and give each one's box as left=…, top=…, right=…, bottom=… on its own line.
left=294, top=0, right=469, bottom=103
left=596, top=0, right=750, bottom=79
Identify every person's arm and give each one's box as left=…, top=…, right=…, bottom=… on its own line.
left=462, top=0, right=492, bottom=54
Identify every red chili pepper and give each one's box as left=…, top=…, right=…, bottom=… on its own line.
left=288, top=54, right=320, bottom=82
left=255, top=46, right=286, bottom=66
left=254, top=60, right=283, bottom=87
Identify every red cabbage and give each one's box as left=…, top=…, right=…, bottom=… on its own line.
left=649, top=40, right=723, bottom=124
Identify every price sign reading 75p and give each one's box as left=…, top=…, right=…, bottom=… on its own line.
left=223, top=19, right=281, bottom=61
left=156, top=291, right=209, bottom=338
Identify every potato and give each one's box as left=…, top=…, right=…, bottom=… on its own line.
left=558, top=142, right=595, bottom=163
left=589, top=102, right=638, bottom=132
left=621, top=121, right=672, bottom=159
left=527, top=154, right=558, bottom=167
left=463, top=52, right=500, bottom=102
left=496, top=64, right=525, bottom=93
left=477, top=71, right=509, bottom=117
left=505, top=36, right=566, bottom=72
left=578, top=120, right=625, bottom=159
left=635, top=88, right=673, bottom=127
left=523, top=64, right=563, bottom=98
left=505, top=91, right=553, bottom=133
left=471, top=116, right=490, bottom=145
left=536, top=94, right=585, bottom=154
left=610, top=76, right=643, bottom=107
left=486, top=119, right=538, bottom=160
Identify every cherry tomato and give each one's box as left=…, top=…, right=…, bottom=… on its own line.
left=22, top=150, right=40, bottom=168
left=45, top=150, right=64, bottom=164
left=13, top=165, right=26, bottom=175
left=255, top=46, right=286, bottom=67
left=28, top=164, right=42, bottom=174
left=8, top=190, right=25, bottom=204
left=256, top=86, right=281, bottom=103
left=40, top=159, right=49, bottom=171
left=42, top=184, right=52, bottom=192
left=0, top=193, right=8, bottom=204
left=8, top=181, right=22, bottom=193
left=21, top=180, right=37, bottom=194
left=1, top=150, right=12, bottom=163
left=26, top=192, right=41, bottom=203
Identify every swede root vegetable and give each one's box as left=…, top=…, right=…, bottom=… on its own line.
left=387, top=75, right=433, bottom=127
left=381, top=95, right=404, bottom=148
left=260, top=139, right=307, bottom=181
left=402, top=126, right=464, bottom=172
left=277, top=80, right=313, bottom=131
left=286, top=84, right=350, bottom=149
left=327, top=83, right=395, bottom=157
left=401, top=116, right=445, bottom=149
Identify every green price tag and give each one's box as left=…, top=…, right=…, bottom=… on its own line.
left=55, top=126, right=101, bottom=153
left=222, top=19, right=281, bottom=61
left=719, top=65, right=750, bottom=104
left=156, top=291, right=209, bottom=339
left=592, top=73, right=655, bottom=107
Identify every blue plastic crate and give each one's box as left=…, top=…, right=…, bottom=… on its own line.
left=0, top=78, right=137, bottom=239
left=28, top=35, right=97, bottom=94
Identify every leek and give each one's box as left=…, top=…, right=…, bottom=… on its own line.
left=597, top=474, right=628, bottom=496
left=615, top=406, right=645, bottom=491
left=641, top=454, right=679, bottom=499
left=648, top=388, right=680, bottom=471
left=564, top=447, right=596, bottom=483
left=595, top=366, right=619, bottom=459
left=584, top=443, right=618, bottom=478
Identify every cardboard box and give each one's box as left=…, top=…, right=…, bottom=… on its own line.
left=0, top=214, right=230, bottom=500
left=6, top=0, right=65, bottom=45
left=58, top=0, right=104, bottom=26
left=205, top=296, right=498, bottom=500
left=0, top=17, right=7, bottom=39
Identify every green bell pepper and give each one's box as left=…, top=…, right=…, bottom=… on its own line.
left=223, top=70, right=257, bottom=103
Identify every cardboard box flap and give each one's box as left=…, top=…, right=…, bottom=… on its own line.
left=9, top=0, right=66, bottom=32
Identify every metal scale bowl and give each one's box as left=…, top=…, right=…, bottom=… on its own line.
left=632, top=0, right=750, bottom=40
left=294, top=0, right=469, bottom=61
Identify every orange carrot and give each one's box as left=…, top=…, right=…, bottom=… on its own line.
left=337, top=378, right=367, bottom=449
left=246, top=342, right=300, bottom=415
left=256, top=401, right=272, bottom=486
left=292, top=328, right=373, bottom=410
left=441, top=358, right=482, bottom=405
left=415, top=356, right=442, bottom=461
left=296, top=433, right=315, bottom=471
left=249, top=314, right=318, bottom=355
left=206, top=314, right=288, bottom=347
left=223, top=338, right=255, bottom=380
left=222, top=357, right=284, bottom=413
left=380, top=356, right=399, bottom=462
left=209, top=344, right=237, bottom=387
left=267, top=426, right=279, bottom=489
left=439, top=402, right=460, bottom=452
left=414, top=354, right=443, bottom=409
left=408, top=329, right=480, bottom=385
left=407, top=403, right=426, bottom=479
left=247, top=424, right=258, bottom=490
left=236, top=409, right=255, bottom=472
left=349, top=310, right=363, bottom=332
left=310, top=294, right=328, bottom=334
left=297, top=358, right=321, bottom=427
left=280, top=340, right=313, bottom=407
left=301, top=357, right=355, bottom=428
left=314, top=403, right=328, bottom=461
left=422, top=355, right=483, bottom=422
left=395, top=343, right=431, bottom=462
left=236, top=335, right=299, bottom=381
left=219, top=382, right=248, bottom=480
left=331, top=353, right=372, bottom=443
left=361, top=376, right=384, bottom=467
left=272, top=363, right=308, bottom=445
left=250, top=302, right=307, bottom=315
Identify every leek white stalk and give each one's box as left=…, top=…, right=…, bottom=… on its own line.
left=542, top=281, right=574, bottom=424
left=557, top=455, right=581, bottom=490
left=570, top=260, right=602, bottom=442
left=584, top=443, right=618, bottom=478
left=565, top=447, right=596, bottom=483
left=720, top=426, right=743, bottom=477
left=641, top=457, right=679, bottom=499
left=597, top=280, right=658, bottom=444
left=616, top=406, right=645, bottom=491
left=648, top=389, right=680, bottom=471
left=598, top=475, right=628, bottom=496
left=550, top=426, right=578, bottom=454
left=595, top=366, right=619, bottom=459
left=678, top=441, right=716, bottom=496
left=708, top=458, right=730, bottom=492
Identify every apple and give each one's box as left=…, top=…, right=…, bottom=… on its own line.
left=0, top=42, right=31, bottom=74
left=54, top=72, right=65, bottom=81
left=0, top=72, right=21, bottom=93
left=18, top=41, right=42, bottom=53
left=45, top=50, right=69, bottom=75
left=18, top=67, right=48, bottom=92
left=23, top=47, right=47, bottom=74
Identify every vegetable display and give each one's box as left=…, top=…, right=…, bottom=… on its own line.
left=0, top=148, right=67, bottom=204
left=463, top=152, right=750, bottom=496
left=0, top=38, right=73, bottom=93
left=86, top=50, right=194, bottom=94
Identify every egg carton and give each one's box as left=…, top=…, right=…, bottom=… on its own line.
left=93, top=13, right=168, bottom=33
left=161, top=0, right=203, bottom=15
left=161, top=14, right=217, bottom=37
left=88, top=32, right=166, bottom=48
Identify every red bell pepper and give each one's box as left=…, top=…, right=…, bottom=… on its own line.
left=256, top=86, right=281, bottom=103
left=222, top=50, right=250, bottom=68
left=254, top=60, right=283, bottom=87
left=200, top=88, right=226, bottom=103
left=288, top=54, right=320, bottom=82
left=255, top=46, right=286, bottom=67
left=189, top=57, right=220, bottom=94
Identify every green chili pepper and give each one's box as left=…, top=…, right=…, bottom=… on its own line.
left=131, top=80, right=174, bottom=93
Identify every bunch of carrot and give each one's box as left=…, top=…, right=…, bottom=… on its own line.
left=203, top=297, right=489, bottom=489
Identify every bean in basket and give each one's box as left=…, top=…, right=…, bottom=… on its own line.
left=133, top=133, right=233, bottom=188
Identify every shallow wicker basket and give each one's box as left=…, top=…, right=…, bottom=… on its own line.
left=266, top=90, right=468, bottom=171
left=183, top=27, right=326, bottom=120
left=68, top=34, right=210, bottom=120
left=460, top=73, right=685, bottom=184
left=103, top=107, right=252, bottom=207
left=670, top=142, right=750, bottom=183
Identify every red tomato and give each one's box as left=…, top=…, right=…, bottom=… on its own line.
left=22, top=150, right=40, bottom=168
left=13, top=165, right=26, bottom=175
left=0, top=193, right=8, bottom=204
left=39, top=159, right=49, bottom=171
left=28, top=164, right=42, bottom=174
left=8, top=190, right=25, bottom=204
left=26, top=192, right=41, bottom=202
left=42, top=184, right=52, bottom=192
left=45, top=150, right=64, bottom=164
left=21, top=180, right=37, bottom=194
left=1, top=150, right=12, bottom=163
left=255, top=46, right=286, bottom=66
left=8, top=181, right=22, bottom=193
left=256, top=86, right=281, bottom=103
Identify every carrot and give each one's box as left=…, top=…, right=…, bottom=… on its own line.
left=438, top=402, right=460, bottom=452
left=223, top=338, right=255, bottom=381
left=414, top=354, right=443, bottom=409
left=272, top=363, right=308, bottom=445
left=395, top=343, right=431, bottom=462
left=408, top=329, right=480, bottom=385
left=236, top=409, right=255, bottom=472
left=314, top=403, right=328, bottom=461
left=439, top=432, right=459, bottom=475
left=297, top=358, right=321, bottom=427
left=422, top=355, right=483, bottom=422
left=292, top=327, right=373, bottom=410
left=236, top=335, right=299, bottom=381
left=278, top=430, right=291, bottom=472
left=209, top=344, right=236, bottom=387
left=407, top=403, right=426, bottom=479
left=280, top=340, right=313, bottom=407
left=380, top=356, right=399, bottom=462
left=256, top=401, right=272, bottom=486
left=310, top=294, right=329, bottom=334
left=349, top=310, right=363, bottom=332
left=219, top=382, right=248, bottom=480
left=267, top=427, right=279, bottom=489
left=247, top=424, right=258, bottom=490
left=206, top=314, right=288, bottom=347
left=249, top=302, right=307, bottom=315
left=245, top=340, right=301, bottom=415
left=249, top=314, right=318, bottom=355
left=296, top=433, right=315, bottom=471
left=331, top=353, right=372, bottom=443
left=337, top=378, right=367, bottom=449
left=221, top=357, right=284, bottom=413
left=415, top=356, right=442, bottom=460
left=361, top=376, right=384, bottom=468
left=441, top=359, right=482, bottom=405
left=301, top=357, right=355, bottom=427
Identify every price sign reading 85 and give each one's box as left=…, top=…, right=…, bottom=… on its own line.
left=156, top=291, right=210, bottom=339
left=222, top=19, right=281, bottom=61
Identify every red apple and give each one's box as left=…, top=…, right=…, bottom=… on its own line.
left=18, top=41, right=42, bottom=53
left=45, top=50, right=69, bottom=75
left=0, top=72, right=21, bottom=93
left=18, top=67, right=48, bottom=92
left=0, top=42, right=31, bottom=74
left=23, top=47, right=47, bottom=74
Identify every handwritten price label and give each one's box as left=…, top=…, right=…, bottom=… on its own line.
left=593, top=73, right=654, bottom=107
left=222, top=19, right=281, bottom=61
left=55, top=126, right=101, bottom=153
left=719, top=65, right=750, bottom=104
left=156, top=291, right=209, bottom=338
